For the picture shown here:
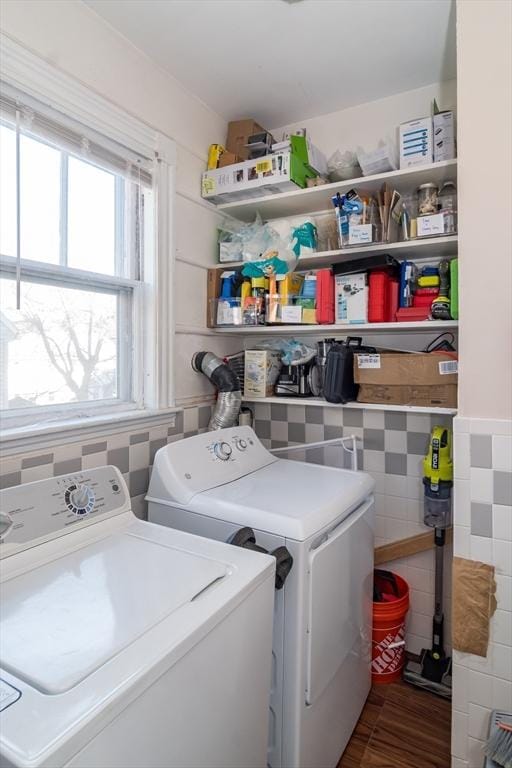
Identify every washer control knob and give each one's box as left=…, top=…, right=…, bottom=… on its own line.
left=65, top=484, right=95, bottom=515
left=214, top=441, right=232, bottom=461
left=0, top=513, right=13, bottom=540
left=235, top=438, right=248, bottom=451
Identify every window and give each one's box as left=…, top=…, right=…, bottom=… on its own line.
left=0, top=83, right=161, bottom=430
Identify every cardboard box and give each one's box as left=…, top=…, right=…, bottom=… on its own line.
left=353, top=352, right=458, bottom=407
left=226, top=119, right=265, bottom=161
left=357, top=383, right=457, bottom=408
left=244, top=350, right=282, bottom=398
left=218, top=151, right=240, bottom=168
left=399, top=117, right=433, bottom=169
left=201, top=150, right=315, bottom=203
left=354, top=352, right=458, bottom=386
left=335, top=273, right=368, bottom=324
left=433, top=111, right=456, bottom=162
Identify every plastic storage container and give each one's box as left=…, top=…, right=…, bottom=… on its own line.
left=209, top=297, right=263, bottom=327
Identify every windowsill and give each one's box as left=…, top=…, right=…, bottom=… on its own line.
left=0, top=407, right=183, bottom=455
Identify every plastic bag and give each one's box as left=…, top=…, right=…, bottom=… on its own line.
left=327, top=150, right=362, bottom=182
left=218, top=214, right=298, bottom=277
left=252, top=338, right=316, bottom=366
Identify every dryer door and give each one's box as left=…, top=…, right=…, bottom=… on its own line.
left=305, top=497, right=374, bottom=705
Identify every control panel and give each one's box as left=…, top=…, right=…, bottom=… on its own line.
left=0, top=466, right=129, bottom=559
left=147, top=425, right=277, bottom=505
left=208, top=433, right=251, bottom=463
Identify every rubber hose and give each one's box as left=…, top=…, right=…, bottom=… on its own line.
left=191, top=351, right=242, bottom=430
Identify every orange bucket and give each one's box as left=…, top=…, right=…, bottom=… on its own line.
left=371, top=571, right=410, bottom=684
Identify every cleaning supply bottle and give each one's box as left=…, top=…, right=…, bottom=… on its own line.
left=423, top=426, right=453, bottom=528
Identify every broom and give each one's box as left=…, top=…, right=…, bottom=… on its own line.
left=484, top=711, right=512, bottom=768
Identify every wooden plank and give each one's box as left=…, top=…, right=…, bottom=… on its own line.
left=374, top=528, right=453, bottom=565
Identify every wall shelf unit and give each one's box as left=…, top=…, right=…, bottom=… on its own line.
left=214, top=320, right=458, bottom=335
left=218, top=235, right=458, bottom=272
left=241, top=396, right=457, bottom=416
left=213, top=159, right=457, bottom=221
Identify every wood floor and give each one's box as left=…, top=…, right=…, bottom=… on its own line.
left=337, top=681, right=452, bottom=768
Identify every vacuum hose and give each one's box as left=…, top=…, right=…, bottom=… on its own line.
left=192, top=351, right=242, bottom=431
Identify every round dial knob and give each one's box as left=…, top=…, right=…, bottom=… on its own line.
left=0, top=513, right=13, bottom=539
left=65, top=484, right=95, bottom=515
left=235, top=438, right=247, bottom=451
left=214, top=441, right=232, bottom=461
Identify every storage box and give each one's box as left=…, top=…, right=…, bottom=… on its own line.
left=335, top=273, right=368, bottom=324
left=399, top=117, right=433, bottom=169
left=226, top=119, right=265, bottom=161
left=202, top=150, right=315, bottom=203
left=433, top=111, right=456, bottom=162
left=244, top=350, right=282, bottom=398
left=354, top=352, right=458, bottom=407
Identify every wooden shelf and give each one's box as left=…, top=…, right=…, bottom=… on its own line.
left=242, top=396, right=457, bottom=415
left=214, top=160, right=457, bottom=221
left=213, top=320, right=458, bottom=335
left=218, top=235, right=458, bottom=271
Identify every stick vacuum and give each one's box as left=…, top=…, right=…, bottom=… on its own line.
left=403, top=426, right=453, bottom=699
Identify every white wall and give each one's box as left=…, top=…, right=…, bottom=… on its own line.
left=0, top=0, right=240, bottom=405
left=451, top=3, right=512, bottom=767
left=271, top=80, right=457, bottom=160
left=455, top=0, right=512, bottom=422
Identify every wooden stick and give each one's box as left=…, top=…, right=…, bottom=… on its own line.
left=375, top=527, right=453, bottom=565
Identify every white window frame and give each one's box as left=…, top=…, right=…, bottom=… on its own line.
left=0, top=34, right=176, bottom=443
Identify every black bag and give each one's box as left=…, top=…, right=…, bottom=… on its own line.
left=323, top=337, right=376, bottom=404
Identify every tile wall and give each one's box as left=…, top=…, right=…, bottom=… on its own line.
left=249, top=400, right=454, bottom=655
left=0, top=405, right=213, bottom=519
left=451, top=416, right=512, bottom=768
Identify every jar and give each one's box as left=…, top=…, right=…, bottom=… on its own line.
left=439, top=181, right=457, bottom=211
left=417, top=183, right=438, bottom=215
left=439, top=181, right=457, bottom=234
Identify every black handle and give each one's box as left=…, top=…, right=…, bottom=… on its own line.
left=229, top=527, right=293, bottom=589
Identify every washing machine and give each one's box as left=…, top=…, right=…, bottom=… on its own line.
left=146, top=425, right=375, bottom=768
left=0, top=466, right=275, bottom=768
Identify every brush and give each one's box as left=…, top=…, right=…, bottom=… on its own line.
left=485, top=711, right=512, bottom=768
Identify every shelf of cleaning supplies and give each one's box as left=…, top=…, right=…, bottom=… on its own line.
left=241, top=397, right=457, bottom=415
left=213, top=320, right=459, bottom=335
left=213, top=160, right=458, bottom=222
left=218, top=235, right=458, bottom=271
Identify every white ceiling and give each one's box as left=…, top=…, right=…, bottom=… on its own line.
left=84, top=0, right=456, bottom=128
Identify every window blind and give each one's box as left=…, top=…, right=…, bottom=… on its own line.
left=0, top=82, right=154, bottom=186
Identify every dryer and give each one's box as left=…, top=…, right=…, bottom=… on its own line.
left=0, top=466, right=275, bottom=768
left=147, top=425, right=375, bottom=768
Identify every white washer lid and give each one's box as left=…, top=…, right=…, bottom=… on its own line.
left=190, top=460, right=375, bottom=541
left=0, top=532, right=227, bottom=694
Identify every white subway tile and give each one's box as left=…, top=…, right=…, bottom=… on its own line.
left=492, top=677, right=512, bottom=711
left=491, top=609, right=512, bottom=646
left=406, top=475, right=423, bottom=499
left=470, top=535, right=493, bottom=564
left=452, top=710, right=468, bottom=759
left=493, top=435, right=512, bottom=472
left=406, top=453, right=423, bottom=478
left=493, top=504, right=512, bottom=541
left=468, top=703, right=491, bottom=741
left=468, top=670, right=492, bottom=708
left=470, top=418, right=512, bottom=436
left=454, top=479, right=471, bottom=526
left=492, top=642, right=512, bottom=681
left=454, top=432, right=471, bottom=480
left=494, top=539, right=512, bottom=576
left=363, top=449, right=385, bottom=473
left=466, top=736, right=485, bottom=768
left=452, top=663, right=469, bottom=714
left=454, top=525, right=470, bottom=558
left=82, top=452, right=108, bottom=470
left=470, top=467, right=494, bottom=504
left=384, top=430, right=407, bottom=453
left=362, top=410, right=385, bottom=429
left=406, top=632, right=429, bottom=656
left=384, top=473, right=407, bottom=497
left=495, top=575, right=512, bottom=612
